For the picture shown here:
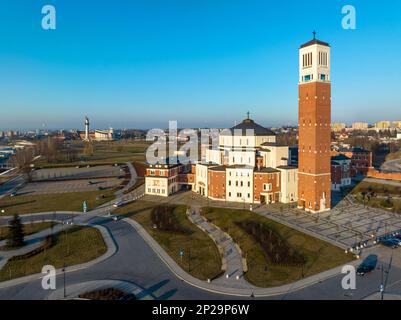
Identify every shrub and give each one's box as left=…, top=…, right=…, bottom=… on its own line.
left=79, top=288, right=131, bottom=300
left=236, top=220, right=306, bottom=266
left=150, top=206, right=188, bottom=234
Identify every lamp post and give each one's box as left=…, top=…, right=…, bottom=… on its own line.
left=63, top=263, right=66, bottom=298
left=380, top=264, right=384, bottom=300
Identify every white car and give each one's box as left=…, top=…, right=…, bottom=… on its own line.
left=113, top=201, right=123, bottom=208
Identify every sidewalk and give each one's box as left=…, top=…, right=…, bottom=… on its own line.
left=124, top=216, right=364, bottom=297
left=0, top=223, right=117, bottom=289
left=186, top=206, right=253, bottom=289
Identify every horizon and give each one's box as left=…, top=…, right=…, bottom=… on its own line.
left=1, top=0, right=401, bottom=130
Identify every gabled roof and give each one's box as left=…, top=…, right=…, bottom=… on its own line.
left=300, top=38, right=330, bottom=49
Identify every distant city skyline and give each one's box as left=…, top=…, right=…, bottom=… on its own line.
left=1, top=0, right=401, bottom=130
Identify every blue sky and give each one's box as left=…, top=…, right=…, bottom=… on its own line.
left=0, top=0, right=400, bottom=130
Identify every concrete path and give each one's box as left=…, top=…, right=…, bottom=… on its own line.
left=380, top=158, right=401, bottom=173
left=114, top=162, right=137, bottom=197
left=186, top=207, right=252, bottom=289
left=0, top=223, right=117, bottom=290
left=123, top=214, right=368, bottom=297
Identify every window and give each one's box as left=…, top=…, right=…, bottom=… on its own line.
left=228, top=180, right=231, bottom=186
left=304, top=75, right=311, bottom=82
left=320, top=74, right=326, bottom=81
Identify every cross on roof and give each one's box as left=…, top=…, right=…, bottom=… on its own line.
left=247, top=111, right=250, bottom=119
left=313, top=30, right=316, bottom=39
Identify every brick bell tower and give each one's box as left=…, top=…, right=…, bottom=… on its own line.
left=297, top=32, right=331, bottom=213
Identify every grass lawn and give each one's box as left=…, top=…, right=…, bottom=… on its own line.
left=0, top=225, right=107, bottom=282
left=202, top=207, right=354, bottom=288
left=349, top=181, right=401, bottom=213
left=35, top=140, right=149, bottom=169
left=0, top=190, right=115, bottom=215
left=115, top=201, right=222, bottom=281
left=0, top=222, right=56, bottom=241
left=350, top=181, right=401, bottom=197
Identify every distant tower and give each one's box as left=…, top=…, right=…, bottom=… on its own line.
left=85, top=116, right=90, bottom=141
left=297, top=32, right=331, bottom=213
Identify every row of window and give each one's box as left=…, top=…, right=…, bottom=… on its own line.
left=228, top=180, right=251, bottom=187
left=302, top=51, right=328, bottom=68
left=147, top=188, right=166, bottom=194
left=302, top=74, right=327, bottom=82
left=228, top=171, right=251, bottom=177
left=228, top=192, right=251, bottom=199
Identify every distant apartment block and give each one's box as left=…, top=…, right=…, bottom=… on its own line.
left=331, top=123, right=346, bottom=132
left=375, top=121, right=391, bottom=131
left=352, top=122, right=369, bottom=130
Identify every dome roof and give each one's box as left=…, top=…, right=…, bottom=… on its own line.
left=222, top=117, right=276, bottom=136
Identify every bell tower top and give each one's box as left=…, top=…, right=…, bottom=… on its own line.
left=299, top=32, right=331, bottom=84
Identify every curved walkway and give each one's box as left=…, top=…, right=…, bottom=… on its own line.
left=124, top=215, right=364, bottom=297
left=186, top=207, right=252, bottom=289
left=0, top=223, right=117, bottom=289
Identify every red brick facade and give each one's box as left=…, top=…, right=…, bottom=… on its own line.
left=298, top=81, right=331, bottom=212
left=342, top=150, right=372, bottom=177
left=208, top=170, right=226, bottom=199
left=253, top=171, right=281, bottom=203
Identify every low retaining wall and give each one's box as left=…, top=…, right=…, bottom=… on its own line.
left=367, top=168, right=401, bottom=181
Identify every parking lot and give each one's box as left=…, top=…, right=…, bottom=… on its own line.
left=17, top=178, right=122, bottom=195
left=13, top=165, right=127, bottom=195
left=31, top=165, right=124, bottom=181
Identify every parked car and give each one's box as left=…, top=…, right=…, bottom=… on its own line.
left=356, top=254, right=377, bottom=276
left=388, top=237, right=401, bottom=246
left=356, top=264, right=374, bottom=276
left=380, top=239, right=399, bottom=249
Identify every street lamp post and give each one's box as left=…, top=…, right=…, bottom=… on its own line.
left=63, top=263, right=66, bottom=298
left=381, top=264, right=384, bottom=301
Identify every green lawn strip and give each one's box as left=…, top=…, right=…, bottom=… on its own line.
left=0, top=222, right=56, bottom=241
left=350, top=181, right=401, bottom=197
left=35, top=155, right=146, bottom=169
left=0, top=225, right=107, bottom=282
left=115, top=201, right=222, bottom=281
left=201, top=207, right=354, bottom=288
left=35, top=140, right=149, bottom=169
left=349, top=181, right=401, bottom=213
left=0, top=190, right=115, bottom=215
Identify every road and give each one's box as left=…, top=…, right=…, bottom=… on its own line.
left=0, top=214, right=232, bottom=300
left=1, top=211, right=401, bottom=300
left=380, top=158, right=401, bottom=173
left=0, top=174, right=25, bottom=199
